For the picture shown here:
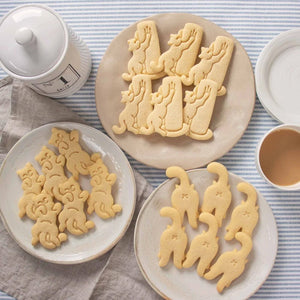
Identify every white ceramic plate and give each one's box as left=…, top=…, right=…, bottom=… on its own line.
left=134, top=169, right=277, bottom=300
left=255, top=28, right=300, bottom=124
left=0, top=122, right=136, bottom=264
left=95, top=13, right=255, bottom=170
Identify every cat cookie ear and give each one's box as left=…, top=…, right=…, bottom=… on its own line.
left=69, top=130, right=79, bottom=142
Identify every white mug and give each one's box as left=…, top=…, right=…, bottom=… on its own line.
left=256, top=124, right=300, bottom=191
left=0, top=4, right=91, bottom=98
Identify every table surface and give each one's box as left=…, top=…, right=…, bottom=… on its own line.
left=0, top=1, right=300, bottom=299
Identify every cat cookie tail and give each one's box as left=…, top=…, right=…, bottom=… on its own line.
left=150, top=59, right=164, bottom=73
left=181, top=74, right=194, bottom=86
left=166, top=124, right=189, bottom=137
left=187, top=129, right=213, bottom=141
left=112, top=122, right=127, bottom=135
left=237, top=182, right=257, bottom=207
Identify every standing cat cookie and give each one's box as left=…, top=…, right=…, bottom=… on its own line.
left=225, top=182, right=259, bottom=240
left=158, top=207, right=188, bottom=269
left=201, top=162, right=232, bottom=227
left=166, top=166, right=199, bottom=228
left=204, top=232, right=253, bottom=293
left=183, top=212, right=219, bottom=276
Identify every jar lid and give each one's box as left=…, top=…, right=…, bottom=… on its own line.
left=0, top=4, right=67, bottom=78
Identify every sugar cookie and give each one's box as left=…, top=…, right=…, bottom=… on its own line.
left=140, top=76, right=188, bottom=137
left=181, top=36, right=234, bottom=96
left=204, top=232, right=253, bottom=293
left=158, top=207, right=188, bottom=269
left=122, top=21, right=163, bottom=81
left=58, top=177, right=95, bottom=235
left=31, top=191, right=67, bottom=249
left=201, top=162, right=232, bottom=227
left=87, top=154, right=122, bottom=219
left=183, top=79, right=218, bottom=140
left=150, top=23, right=203, bottom=76
left=225, top=182, right=259, bottom=241
left=166, top=166, right=199, bottom=228
left=183, top=212, right=219, bottom=276
left=35, top=146, right=67, bottom=201
left=49, top=128, right=98, bottom=180
left=113, top=75, right=153, bottom=135
left=17, top=162, right=45, bottom=219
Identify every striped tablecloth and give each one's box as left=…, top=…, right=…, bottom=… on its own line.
left=0, top=1, right=299, bottom=299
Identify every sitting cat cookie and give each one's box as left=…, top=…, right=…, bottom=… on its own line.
left=225, top=182, right=259, bottom=240
left=158, top=207, right=188, bottom=269
left=122, top=20, right=162, bottom=81
left=17, top=162, right=45, bottom=220
left=183, top=79, right=218, bottom=140
left=58, top=177, right=95, bottom=235
left=35, top=146, right=67, bottom=201
left=181, top=35, right=234, bottom=96
left=166, top=166, right=199, bottom=228
left=31, top=191, right=67, bottom=249
left=204, top=232, right=253, bottom=293
left=87, top=154, right=122, bottom=219
left=150, top=23, right=203, bottom=77
left=48, top=128, right=99, bottom=180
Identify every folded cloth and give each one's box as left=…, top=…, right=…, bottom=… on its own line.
left=0, top=78, right=158, bottom=300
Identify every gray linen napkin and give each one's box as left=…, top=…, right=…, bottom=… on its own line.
left=0, top=77, right=159, bottom=300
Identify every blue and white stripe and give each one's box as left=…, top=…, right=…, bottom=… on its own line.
left=1, top=1, right=300, bottom=299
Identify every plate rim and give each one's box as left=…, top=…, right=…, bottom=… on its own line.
left=0, top=121, right=136, bottom=265
left=134, top=168, right=278, bottom=299
left=255, top=28, right=300, bottom=124
left=95, top=12, right=256, bottom=170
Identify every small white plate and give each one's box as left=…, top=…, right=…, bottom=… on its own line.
left=134, top=169, right=277, bottom=300
left=255, top=28, right=300, bottom=124
left=0, top=122, right=136, bottom=264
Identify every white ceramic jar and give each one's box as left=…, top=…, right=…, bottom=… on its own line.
left=0, top=4, right=91, bottom=98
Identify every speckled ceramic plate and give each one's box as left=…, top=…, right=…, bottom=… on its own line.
left=0, top=122, right=136, bottom=264
left=134, top=169, right=277, bottom=299
left=95, top=13, right=255, bottom=169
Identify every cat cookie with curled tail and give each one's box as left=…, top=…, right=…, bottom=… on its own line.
left=204, top=232, right=253, bottom=293
left=183, top=79, right=218, bottom=140
left=166, top=166, right=199, bottom=228
left=150, top=23, right=203, bottom=77
left=140, top=76, right=188, bottom=137
left=225, top=182, right=259, bottom=241
left=87, top=154, right=122, bottom=219
left=48, top=128, right=99, bottom=180
left=122, top=20, right=163, bottom=81
left=158, top=207, right=188, bottom=269
left=58, top=177, right=95, bottom=235
left=31, top=191, right=67, bottom=249
left=201, top=162, right=232, bottom=227
left=113, top=75, right=152, bottom=135
left=35, top=146, right=67, bottom=201
left=181, top=36, right=234, bottom=96
left=183, top=212, right=219, bottom=276
left=17, top=162, right=45, bottom=220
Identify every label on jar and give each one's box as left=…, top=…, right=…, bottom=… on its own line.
left=32, top=64, right=81, bottom=94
